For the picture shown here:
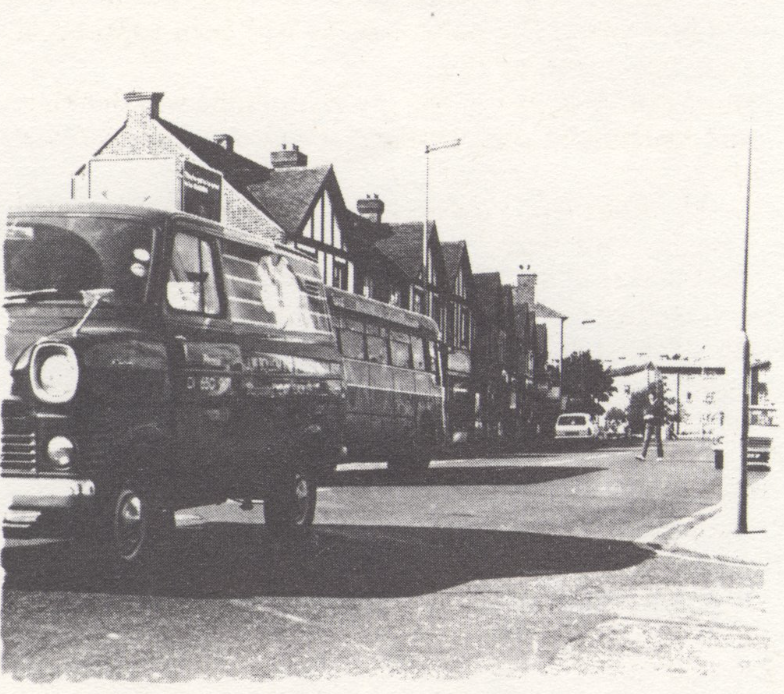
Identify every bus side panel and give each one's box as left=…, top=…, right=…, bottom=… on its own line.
left=367, top=363, right=396, bottom=457
left=393, top=369, right=417, bottom=446
left=343, top=360, right=374, bottom=460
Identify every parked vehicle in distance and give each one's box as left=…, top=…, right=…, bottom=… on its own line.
left=555, top=412, right=600, bottom=444
left=713, top=406, right=776, bottom=469
left=602, top=419, right=629, bottom=440
left=2, top=202, right=345, bottom=570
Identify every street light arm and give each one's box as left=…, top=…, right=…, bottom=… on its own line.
left=425, top=138, right=462, bottom=154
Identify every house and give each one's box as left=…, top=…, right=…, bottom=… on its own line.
left=607, top=360, right=726, bottom=437
left=511, top=269, right=567, bottom=436
left=441, top=240, right=476, bottom=440
left=474, top=273, right=520, bottom=445
left=374, top=221, right=449, bottom=336
left=72, top=91, right=390, bottom=290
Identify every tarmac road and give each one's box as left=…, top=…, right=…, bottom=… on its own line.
left=1, top=440, right=771, bottom=681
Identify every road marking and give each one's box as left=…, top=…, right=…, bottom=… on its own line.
left=229, top=600, right=309, bottom=624
left=646, top=548, right=765, bottom=567
left=635, top=503, right=720, bottom=545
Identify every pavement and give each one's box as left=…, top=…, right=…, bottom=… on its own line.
left=637, top=462, right=780, bottom=567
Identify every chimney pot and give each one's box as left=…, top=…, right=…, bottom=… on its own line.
left=123, top=91, right=164, bottom=120
left=271, top=144, right=308, bottom=168
left=212, top=134, right=234, bottom=152
left=357, top=195, right=385, bottom=224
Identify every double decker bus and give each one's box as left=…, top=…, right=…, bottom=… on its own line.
left=326, top=287, right=446, bottom=474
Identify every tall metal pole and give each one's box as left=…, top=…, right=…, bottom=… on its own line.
left=742, top=131, right=752, bottom=334
left=422, top=138, right=461, bottom=315
left=722, top=130, right=752, bottom=534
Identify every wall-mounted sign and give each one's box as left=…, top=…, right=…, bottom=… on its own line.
left=183, top=161, right=222, bottom=221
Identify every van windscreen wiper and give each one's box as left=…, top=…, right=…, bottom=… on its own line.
left=3, top=288, right=80, bottom=304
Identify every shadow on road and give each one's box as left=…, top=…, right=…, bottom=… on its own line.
left=3, top=523, right=653, bottom=600
left=325, top=465, right=606, bottom=488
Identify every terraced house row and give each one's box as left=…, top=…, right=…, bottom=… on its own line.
left=70, top=91, right=567, bottom=448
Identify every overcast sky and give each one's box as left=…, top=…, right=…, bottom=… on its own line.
left=2, top=0, right=782, bottom=363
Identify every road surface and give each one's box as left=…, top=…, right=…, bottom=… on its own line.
left=1, top=440, right=770, bottom=680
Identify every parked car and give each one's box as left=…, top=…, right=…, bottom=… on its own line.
left=555, top=413, right=600, bottom=444
left=712, top=406, right=776, bottom=469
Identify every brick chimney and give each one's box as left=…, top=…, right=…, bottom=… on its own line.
left=356, top=194, right=384, bottom=223
left=270, top=143, right=308, bottom=168
left=515, top=266, right=537, bottom=307
left=213, top=134, right=234, bottom=152
left=123, top=91, right=164, bottom=123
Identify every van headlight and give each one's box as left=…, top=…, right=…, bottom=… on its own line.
left=30, top=344, right=79, bottom=403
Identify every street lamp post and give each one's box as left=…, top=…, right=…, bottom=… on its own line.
left=424, top=138, right=461, bottom=278
left=722, top=131, right=753, bottom=534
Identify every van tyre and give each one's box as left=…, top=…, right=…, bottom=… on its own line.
left=265, top=469, right=317, bottom=536
left=92, top=481, right=175, bottom=575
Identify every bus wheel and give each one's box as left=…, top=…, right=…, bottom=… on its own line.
left=265, top=469, right=317, bottom=535
left=389, top=424, right=435, bottom=477
left=714, top=451, right=724, bottom=469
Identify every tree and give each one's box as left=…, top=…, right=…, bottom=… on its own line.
left=561, top=350, right=616, bottom=415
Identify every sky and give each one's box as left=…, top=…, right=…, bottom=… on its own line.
left=2, top=0, right=783, bottom=365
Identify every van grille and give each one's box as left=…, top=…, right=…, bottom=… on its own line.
left=1, top=403, right=37, bottom=473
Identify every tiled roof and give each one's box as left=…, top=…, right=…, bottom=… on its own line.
left=608, top=363, right=652, bottom=377
left=441, top=240, right=466, bottom=280
left=375, top=221, right=435, bottom=279
left=246, top=166, right=331, bottom=236
left=157, top=118, right=270, bottom=184
left=156, top=118, right=389, bottom=241
left=474, top=272, right=502, bottom=318
left=534, top=302, right=567, bottom=320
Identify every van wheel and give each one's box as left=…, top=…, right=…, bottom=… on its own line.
left=97, top=482, right=175, bottom=572
left=265, top=469, right=317, bottom=535
left=714, top=451, right=724, bottom=469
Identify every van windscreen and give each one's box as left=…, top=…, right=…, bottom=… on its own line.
left=5, top=215, right=154, bottom=304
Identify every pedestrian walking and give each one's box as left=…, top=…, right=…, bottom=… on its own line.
left=636, top=390, right=665, bottom=461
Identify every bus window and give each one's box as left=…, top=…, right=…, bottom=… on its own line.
left=411, top=336, right=427, bottom=371
left=366, top=334, right=389, bottom=364
left=390, top=332, right=412, bottom=369
left=338, top=328, right=366, bottom=360
left=428, top=341, right=441, bottom=384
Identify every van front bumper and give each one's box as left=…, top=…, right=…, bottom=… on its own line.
left=2, top=476, right=96, bottom=529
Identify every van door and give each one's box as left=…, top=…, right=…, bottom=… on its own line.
left=163, top=223, right=241, bottom=489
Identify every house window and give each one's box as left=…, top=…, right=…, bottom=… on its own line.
left=333, top=259, right=348, bottom=290
left=389, top=288, right=401, bottom=306
left=413, top=289, right=424, bottom=314
left=363, top=276, right=374, bottom=299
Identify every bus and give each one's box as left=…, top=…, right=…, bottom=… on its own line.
left=326, top=287, right=446, bottom=474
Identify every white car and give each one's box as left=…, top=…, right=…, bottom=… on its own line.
left=712, top=406, right=776, bottom=469
left=555, top=413, right=600, bottom=443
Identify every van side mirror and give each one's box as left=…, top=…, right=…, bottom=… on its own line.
left=80, top=288, right=115, bottom=307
